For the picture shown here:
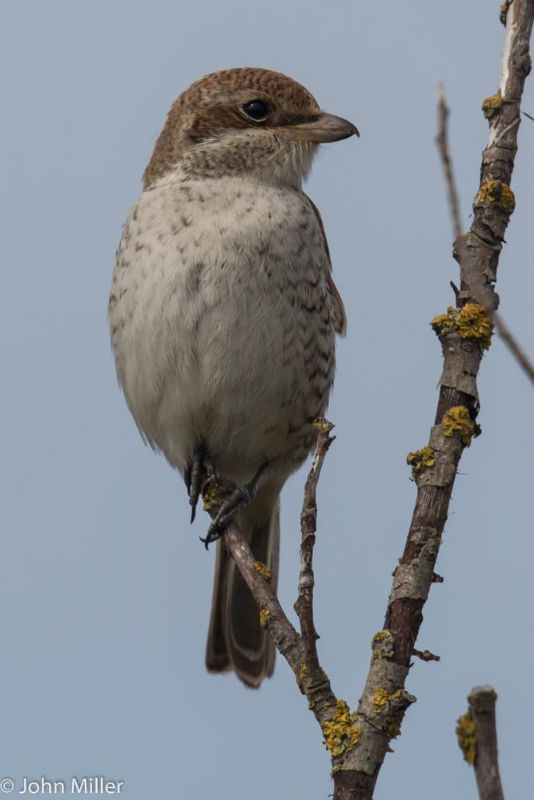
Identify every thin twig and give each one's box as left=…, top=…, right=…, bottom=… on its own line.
left=492, top=310, right=534, bottom=385
left=412, top=648, right=440, bottom=662
left=223, top=430, right=338, bottom=728
left=294, top=421, right=335, bottom=671
left=436, top=83, right=463, bottom=240
left=223, top=523, right=302, bottom=669
left=457, top=686, right=505, bottom=800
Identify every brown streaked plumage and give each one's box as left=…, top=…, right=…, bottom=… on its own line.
left=110, top=67, right=357, bottom=687
left=144, top=67, right=356, bottom=188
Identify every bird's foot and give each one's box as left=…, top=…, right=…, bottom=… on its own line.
left=200, top=479, right=253, bottom=549
left=184, top=443, right=214, bottom=523
left=199, top=463, right=270, bottom=550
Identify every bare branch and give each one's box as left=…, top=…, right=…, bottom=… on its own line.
left=294, top=421, right=335, bottom=672
left=457, top=686, right=505, bottom=800
left=222, top=523, right=302, bottom=669
left=328, top=4, right=534, bottom=798
left=436, top=84, right=463, bottom=240
left=222, top=428, right=338, bottom=732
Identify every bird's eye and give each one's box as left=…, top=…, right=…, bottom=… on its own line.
left=242, top=100, right=269, bottom=121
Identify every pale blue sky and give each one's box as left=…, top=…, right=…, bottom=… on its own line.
left=2, top=2, right=533, bottom=798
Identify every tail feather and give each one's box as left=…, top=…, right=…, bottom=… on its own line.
left=205, top=501, right=280, bottom=687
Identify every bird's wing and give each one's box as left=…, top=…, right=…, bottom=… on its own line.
left=304, top=194, right=347, bottom=336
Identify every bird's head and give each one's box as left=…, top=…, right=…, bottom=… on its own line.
left=143, top=67, right=358, bottom=189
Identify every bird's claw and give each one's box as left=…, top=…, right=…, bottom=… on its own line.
left=200, top=482, right=252, bottom=550
left=197, top=462, right=270, bottom=550
left=185, top=444, right=214, bottom=523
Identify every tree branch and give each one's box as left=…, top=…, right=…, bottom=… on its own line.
left=457, top=686, right=505, bottom=800
left=223, top=425, right=339, bottom=730
left=294, top=420, right=334, bottom=673
left=436, top=83, right=463, bottom=240
left=491, top=309, right=534, bottom=385
left=329, top=4, right=534, bottom=797
left=436, top=83, right=534, bottom=387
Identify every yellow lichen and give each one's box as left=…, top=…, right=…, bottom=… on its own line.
left=202, top=481, right=230, bottom=517
left=295, top=660, right=309, bottom=689
left=476, top=180, right=516, bottom=211
left=442, top=406, right=475, bottom=447
left=372, top=689, right=415, bottom=739
left=371, top=630, right=394, bottom=660
left=321, top=700, right=362, bottom=760
left=312, top=417, right=334, bottom=434
left=456, top=713, right=477, bottom=765
left=456, top=304, right=493, bottom=349
left=259, top=608, right=270, bottom=628
left=431, top=304, right=493, bottom=350
left=253, top=560, right=272, bottom=581
left=372, top=630, right=392, bottom=644
left=406, top=446, right=436, bottom=477
left=482, top=92, right=503, bottom=118
left=373, top=688, right=391, bottom=714
left=431, top=308, right=458, bottom=337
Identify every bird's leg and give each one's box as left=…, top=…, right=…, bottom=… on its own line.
left=184, top=442, right=214, bottom=523
left=200, top=463, right=271, bottom=550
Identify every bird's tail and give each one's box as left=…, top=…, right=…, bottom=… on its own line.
left=205, top=500, right=279, bottom=688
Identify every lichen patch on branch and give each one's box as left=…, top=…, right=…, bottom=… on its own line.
left=456, top=712, right=477, bottom=765
left=406, top=446, right=436, bottom=478
left=293, top=659, right=309, bottom=691
left=201, top=480, right=230, bottom=518
left=259, top=608, right=271, bottom=628
left=431, top=303, right=493, bottom=350
left=371, top=630, right=394, bottom=660
left=312, top=417, right=334, bottom=434
left=253, top=560, right=272, bottom=580
left=475, top=179, right=516, bottom=211
left=442, top=406, right=475, bottom=446
left=482, top=91, right=504, bottom=118
left=371, top=688, right=416, bottom=738
left=321, top=700, right=362, bottom=765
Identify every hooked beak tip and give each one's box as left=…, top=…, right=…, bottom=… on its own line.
left=282, top=112, right=359, bottom=144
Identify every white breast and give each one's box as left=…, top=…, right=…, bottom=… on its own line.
left=109, top=167, right=336, bottom=484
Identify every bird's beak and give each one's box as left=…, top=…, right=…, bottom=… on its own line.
left=280, top=112, right=359, bottom=143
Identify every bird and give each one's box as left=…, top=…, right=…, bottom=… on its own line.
left=109, top=67, right=358, bottom=688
